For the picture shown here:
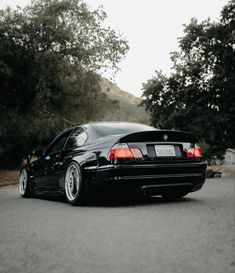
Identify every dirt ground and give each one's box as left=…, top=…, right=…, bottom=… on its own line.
left=0, top=170, right=19, bottom=187
left=208, top=165, right=235, bottom=178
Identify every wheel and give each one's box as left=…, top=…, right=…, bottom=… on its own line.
left=161, top=190, right=189, bottom=200
left=19, top=169, right=32, bottom=198
left=64, top=162, right=88, bottom=206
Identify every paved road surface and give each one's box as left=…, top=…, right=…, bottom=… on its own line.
left=0, top=178, right=234, bottom=273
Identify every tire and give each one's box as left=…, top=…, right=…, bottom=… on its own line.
left=64, top=162, right=88, bottom=206
left=161, top=190, right=189, bottom=200
left=19, top=169, right=32, bottom=198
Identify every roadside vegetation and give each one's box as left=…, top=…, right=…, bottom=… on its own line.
left=141, top=0, right=235, bottom=163
left=0, top=0, right=129, bottom=167
left=0, top=0, right=234, bottom=169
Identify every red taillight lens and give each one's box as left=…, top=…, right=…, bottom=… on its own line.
left=108, top=143, right=143, bottom=160
left=187, top=147, right=202, bottom=158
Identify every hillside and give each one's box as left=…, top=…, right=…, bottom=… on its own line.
left=100, top=79, right=150, bottom=124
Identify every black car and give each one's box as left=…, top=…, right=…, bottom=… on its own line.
left=19, top=122, right=207, bottom=205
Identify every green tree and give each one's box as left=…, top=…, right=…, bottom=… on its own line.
left=0, top=0, right=128, bottom=167
left=142, top=0, right=235, bottom=161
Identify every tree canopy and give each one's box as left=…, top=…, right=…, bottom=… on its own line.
left=0, top=0, right=129, bottom=167
left=142, top=0, right=235, bottom=162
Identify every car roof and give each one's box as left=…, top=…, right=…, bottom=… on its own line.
left=65, top=122, right=156, bottom=139
left=84, top=121, right=152, bottom=127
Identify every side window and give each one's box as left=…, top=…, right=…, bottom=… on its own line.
left=65, top=127, right=87, bottom=149
left=45, top=130, right=72, bottom=156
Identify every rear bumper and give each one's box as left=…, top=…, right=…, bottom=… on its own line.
left=86, top=161, right=207, bottom=193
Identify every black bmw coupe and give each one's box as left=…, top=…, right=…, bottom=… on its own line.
left=19, top=122, right=207, bottom=205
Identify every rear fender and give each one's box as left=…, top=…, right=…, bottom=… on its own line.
left=59, top=152, right=98, bottom=190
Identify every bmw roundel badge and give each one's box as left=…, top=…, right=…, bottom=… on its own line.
left=163, top=134, right=168, bottom=141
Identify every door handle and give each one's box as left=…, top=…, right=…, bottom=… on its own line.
left=54, top=161, right=63, bottom=166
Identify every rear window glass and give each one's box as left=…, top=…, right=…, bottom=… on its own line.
left=94, top=123, right=156, bottom=136
left=65, top=127, right=87, bottom=149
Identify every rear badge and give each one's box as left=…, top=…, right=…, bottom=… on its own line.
left=163, top=134, right=168, bottom=141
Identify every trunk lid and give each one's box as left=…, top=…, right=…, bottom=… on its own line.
left=116, top=130, right=201, bottom=163
left=119, top=130, right=198, bottom=143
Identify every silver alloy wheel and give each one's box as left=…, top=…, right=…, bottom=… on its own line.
left=65, top=164, right=80, bottom=201
left=19, top=169, right=28, bottom=196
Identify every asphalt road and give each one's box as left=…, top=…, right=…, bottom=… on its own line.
left=0, top=178, right=234, bottom=273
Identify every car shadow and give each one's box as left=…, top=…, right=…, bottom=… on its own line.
left=87, top=195, right=203, bottom=208
left=31, top=193, right=202, bottom=208
left=33, top=194, right=67, bottom=204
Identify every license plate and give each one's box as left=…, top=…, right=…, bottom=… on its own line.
left=155, top=145, right=176, bottom=157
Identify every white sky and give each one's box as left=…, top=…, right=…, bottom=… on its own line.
left=0, top=0, right=229, bottom=97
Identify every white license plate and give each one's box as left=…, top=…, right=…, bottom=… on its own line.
left=155, top=145, right=176, bottom=157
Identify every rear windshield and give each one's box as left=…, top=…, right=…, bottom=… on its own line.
left=94, top=123, right=156, bottom=136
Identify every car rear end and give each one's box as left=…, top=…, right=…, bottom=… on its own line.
left=94, top=130, right=207, bottom=196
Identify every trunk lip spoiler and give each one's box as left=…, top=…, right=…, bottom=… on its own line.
left=118, top=130, right=198, bottom=143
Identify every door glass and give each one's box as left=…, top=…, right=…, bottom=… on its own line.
left=45, top=130, right=72, bottom=156
left=65, top=127, right=87, bottom=149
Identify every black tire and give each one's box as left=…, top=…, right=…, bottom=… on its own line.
left=161, top=190, right=189, bottom=200
left=19, top=169, right=32, bottom=198
left=64, top=162, right=88, bottom=206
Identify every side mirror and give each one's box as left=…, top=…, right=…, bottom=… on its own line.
left=32, top=148, right=44, bottom=158
left=45, top=155, right=50, bottom=160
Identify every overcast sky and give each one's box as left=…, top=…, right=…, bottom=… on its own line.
left=0, top=0, right=229, bottom=97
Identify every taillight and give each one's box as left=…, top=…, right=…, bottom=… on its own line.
left=108, top=143, right=143, bottom=160
left=187, top=147, right=202, bottom=158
